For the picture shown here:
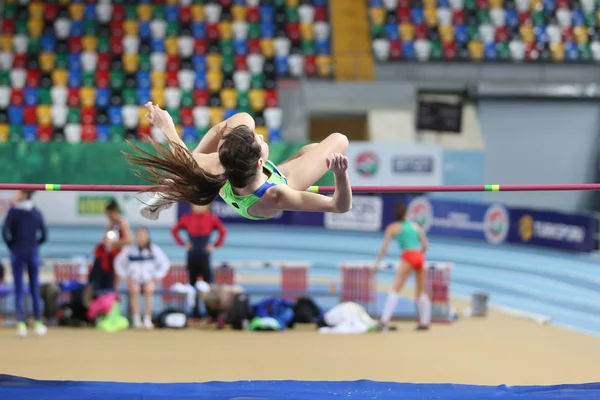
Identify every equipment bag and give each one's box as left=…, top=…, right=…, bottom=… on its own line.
left=155, top=308, right=188, bottom=329
left=225, top=293, right=253, bottom=330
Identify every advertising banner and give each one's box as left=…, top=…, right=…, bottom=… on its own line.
left=345, top=143, right=443, bottom=187
left=0, top=191, right=176, bottom=227
left=404, top=196, right=510, bottom=245
left=179, top=198, right=294, bottom=225
left=507, top=208, right=597, bottom=252
left=324, top=195, right=384, bottom=232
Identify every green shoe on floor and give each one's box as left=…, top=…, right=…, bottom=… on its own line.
left=16, top=322, right=27, bottom=338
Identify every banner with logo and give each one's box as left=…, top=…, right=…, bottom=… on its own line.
left=508, top=208, right=597, bottom=252
left=346, top=143, right=443, bottom=186
left=404, top=196, right=510, bottom=245
left=0, top=191, right=176, bottom=227
left=324, top=195, right=384, bottom=232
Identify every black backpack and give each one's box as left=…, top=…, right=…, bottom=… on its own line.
left=292, top=297, right=322, bottom=325
left=155, top=308, right=188, bottom=329
left=226, top=293, right=253, bottom=330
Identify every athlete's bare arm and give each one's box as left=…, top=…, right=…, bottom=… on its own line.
left=415, top=224, right=429, bottom=254
left=375, top=222, right=401, bottom=268
left=192, top=112, right=256, bottom=155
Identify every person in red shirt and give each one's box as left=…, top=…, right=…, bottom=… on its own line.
left=171, top=203, right=227, bottom=316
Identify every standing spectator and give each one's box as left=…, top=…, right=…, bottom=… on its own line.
left=171, top=204, right=227, bottom=317
left=89, top=199, right=132, bottom=291
left=1, top=190, right=47, bottom=338
left=114, top=227, right=170, bottom=329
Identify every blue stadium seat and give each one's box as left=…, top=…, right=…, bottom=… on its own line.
left=137, top=88, right=151, bottom=105
left=183, top=126, right=197, bottom=143
left=275, top=56, right=289, bottom=76
left=455, top=25, right=468, bottom=44
left=193, top=55, right=206, bottom=72
left=109, top=106, right=123, bottom=125
left=96, top=88, right=110, bottom=108
left=315, top=39, right=330, bottom=55
left=23, top=125, right=37, bottom=142
left=234, top=39, right=249, bottom=55
left=71, top=21, right=84, bottom=37
left=24, top=88, right=39, bottom=106
left=223, top=108, right=238, bottom=120
left=97, top=125, right=110, bottom=142
left=41, top=35, right=56, bottom=52
left=194, top=73, right=207, bottom=90
left=261, top=22, right=276, bottom=39
left=68, top=71, right=82, bottom=88
left=166, top=6, right=179, bottom=22
left=411, top=9, right=425, bottom=25
left=68, top=54, right=82, bottom=71
left=152, top=38, right=166, bottom=53
left=9, top=106, right=24, bottom=125
left=139, top=22, right=152, bottom=39
left=402, top=41, right=416, bottom=60
left=192, top=23, right=206, bottom=39
left=386, top=24, right=400, bottom=41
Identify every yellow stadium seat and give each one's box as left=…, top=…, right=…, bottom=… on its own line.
left=220, top=89, right=238, bottom=109
left=52, top=70, right=68, bottom=87
left=489, top=0, right=504, bottom=7
left=166, top=0, right=179, bottom=4
left=151, top=88, right=165, bottom=107
left=425, top=8, right=438, bottom=27
left=192, top=5, right=205, bottom=21
left=207, top=70, right=223, bottom=93
left=232, top=6, right=247, bottom=21
left=28, top=19, right=44, bottom=37
left=369, top=8, right=385, bottom=26
left=316, top=55, right=332, bottom=77
left=0, top=36, right=12, bottom=52
left=219, top=22, right=233, bottom=40
left=300, top=23, right=315, bottom=41
left=82, top=36, right=98, bottom=52
left=151, top=71, right=166, bottom=88
left=209, top=107, right=224, bottom=126
left=39, top=52, right=55, bottom=73
left=69, top=3, right=84, bottom=20
left=439, top=25, right=454, bottom=43
left=255, top=126, right=268, bottom=141
left=424, top=0, right=437, bottom=8
left=468, top=41, right=484, bottom=61
left=59, top=0, right=70, bottom=5
left=0, top=124, right=8, bottom=143
left=249, top=89, right=266, bottom=112
left=286, top=0, right=300, bottom=7
left=123, top=54, right=139, bottom=74
left=29, top=3, right=45, bottom=19
left=519, top=25, right=534, bottom=44
left=528, top=0, right=541, bottom=10
left=139, top=107, right=151, bottom=127
left=574, top=26, right=588, bottom=44
left=261, top=39, right=275, bottom=58
left=165, top=37, right=179, bottom=55
left=124, top=21, right=139, bottom=36
left=550, top=42, right=564, bottom=62
left=206, top=54, right=223, bottom=71
left=138, top=4, right=153, bottom=21
left=80, top=88, right=96, bottom=107
left=36, top=105, right=52, bottom=125
left=400, top=23, right=415, bottom=42
left=597, top=11, right=600, bottom=26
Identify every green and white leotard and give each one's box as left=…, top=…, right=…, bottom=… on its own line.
left=219, top=160, right=288, bottom=220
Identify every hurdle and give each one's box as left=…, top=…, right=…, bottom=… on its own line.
left=337, top=261, right=455, bottom=322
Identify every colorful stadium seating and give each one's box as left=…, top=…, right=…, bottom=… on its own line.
left=0, top=0, right=333, bottom=144
left=368, top=0, right=600, bottom=62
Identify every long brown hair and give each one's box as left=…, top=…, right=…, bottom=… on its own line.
left=395, top=202, right=407, bottom=221
left=124, top=125, right=262, bottom=204
left=124, top=138, right=226, bottom=206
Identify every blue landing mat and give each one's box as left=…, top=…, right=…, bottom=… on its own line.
left=1, top=375, right=600, bottom=400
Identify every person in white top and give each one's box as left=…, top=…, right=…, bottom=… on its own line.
left=114, top=227, right=170, bottom=329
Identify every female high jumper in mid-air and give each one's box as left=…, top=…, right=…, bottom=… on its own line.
left=125, top=102, right=352, bottom=220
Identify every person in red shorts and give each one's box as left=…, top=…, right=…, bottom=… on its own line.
left=374, top=202, right=430, bottom=331
left=171, top=204, right=227, bottom=317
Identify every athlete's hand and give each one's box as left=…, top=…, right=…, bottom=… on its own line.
left=326, top=153, right=349, bottom=176
left=145, top=102, right=174, bottom=131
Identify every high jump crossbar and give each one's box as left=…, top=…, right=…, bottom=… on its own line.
left=1, top=183, right=600, bottom=193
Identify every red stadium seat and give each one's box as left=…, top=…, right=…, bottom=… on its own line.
left=556, top=0, right=569, bottom=8
left=96, top=71, right=110, bottom=88
left=2, top=20, right=15, bottom=35
left=286, top=23, right=301, bottom=41
left=180, top=6, right=192, bottom=23
left=24, top=106, right=37, bottom=125
left=398, top=0, right=410, bottom=7
left=518, top=11, right=531, bottom=26
left=13, top=54, right=26, bottom=69
left=81, top=124, right=97, bottom=142
left=11, top=89, right=24, bottom=106
left=110, top=20, right=124, bottom=37
left=81, top=107, right=96, bottom=125
left=476, top=0, right=489, bottom=9
left=562, top=27, right=574, bottom=43
left=97, top=54, right=111, bottom=71
left=207, top=23, right=220, bottom=41
left=315, top=7, right=328, bottom=22
left=452, top=10, right=466, bottom=26
left=26, top=70, right=41, bottom=87
left=247, top=7, right=260, bottom=24
left=110, top=37, right=124, bottom=55
left=67, top=88, right=80, bottom=107
left=166, top=71, right=179, bottom=87
left=397, top=8, right=411, bottom=23
left=137, top=125, right=151, bottom=141
left=193, top=89, right=209, bottom=106
left=265, top=89, right=278, bottom=107
left=68, top=37, right=83, bottom=53
left=249, top=39, right=261, bottom=54
left=304, top=55, right=317, bottom=77
left=415, top=24, right=428, bottom=40
left=44, top=4, right=59, bottom=21
left=181, top=108, right=194, bottom=126
left=194, top=39, right=208, bottom=54
left=442, top=42, right=457, bottom=60
left=495, top=26, right=508, bottom=43
left=113, top=5, right=125, bottom=21
left=389, top=40, right=402, bottom=60
left=234, top=55, right=248, bottom=70
left=38, top=125, right=52, bottom=142
left=524, top=43, right=538, bottom=61
left=167, top=55, right=180, bottom=72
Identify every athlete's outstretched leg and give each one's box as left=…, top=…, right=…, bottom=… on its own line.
left=277, top=133, right=348, bottom=191
left=139, top=180, right=175, bottom=220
